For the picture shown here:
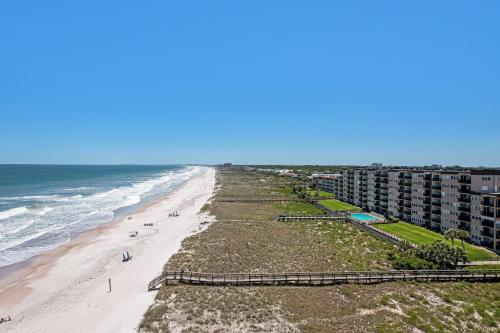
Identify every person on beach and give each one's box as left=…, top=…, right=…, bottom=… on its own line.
left=0, top=316, right=12, bottom=324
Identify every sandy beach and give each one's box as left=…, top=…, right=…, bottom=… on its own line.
left=0, top=167, right=215, bottom=333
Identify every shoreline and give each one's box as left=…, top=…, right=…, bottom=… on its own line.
left=0, top=167, right=216, bottom=332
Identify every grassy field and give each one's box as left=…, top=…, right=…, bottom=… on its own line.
left=374, top=222, right=499, bottom=261
left=319, top=199, right=362, bottom=212
left=306, top=189, right=334, bottom=198
left=140, top=169, right=500, bottom=333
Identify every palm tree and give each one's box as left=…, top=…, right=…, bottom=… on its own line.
left=456, top=230, right=470, bottom=252
left=444, top=229, right=459, bottom=246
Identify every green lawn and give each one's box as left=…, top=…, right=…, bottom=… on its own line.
left=374, top=222, right=499, bottom=261
left=319, top=199, right=362, bottom=212
left=306, top=189, right=334, bottom=198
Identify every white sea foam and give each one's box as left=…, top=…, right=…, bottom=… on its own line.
left=38, top=207, right=54, bottom=216
left=0, top=206, right=29, bottom=220
left=0, top=195, right=61, bottom=201
left=7, top=219, right=37, bottom=235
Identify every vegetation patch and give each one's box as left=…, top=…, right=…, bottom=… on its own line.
left=306, top=189, right=334, bottom=198
left=275, top=201, right=326, bottom=216
left=319, top=199, right=362, bottom=212
left=374, top=222, right=498, bottom=261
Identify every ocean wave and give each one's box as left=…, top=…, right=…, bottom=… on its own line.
left=0, top=195, right=61, bottom=201
left=0, top=206, right=29, bottom=220
left=38, top=207, right=54, bottom=216
left=6, top=219, right=37, bottom=235
left=61, top=187, right=93, bottom=192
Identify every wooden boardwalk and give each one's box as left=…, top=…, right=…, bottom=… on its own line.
left=275, top=215, right=346, bottom=222
left=148, top=270, right=500, bottom=291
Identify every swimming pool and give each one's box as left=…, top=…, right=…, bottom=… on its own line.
left=351, top=213, right=378, bottom=222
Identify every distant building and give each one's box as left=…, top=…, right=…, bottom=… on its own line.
left=223, top=163, right=233, bottom=168
left=312, top=173, right=341, bottom=193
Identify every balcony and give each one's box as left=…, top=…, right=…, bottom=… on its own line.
left=432, top=217, right=441, bottom=223
left=458, top=222, right=471, bottom=231
left=424, top=206, right=431, bottom=212
left=432, top=193, right=441, bottom=199
left=458, top=206, right=470, bottom=213
left=459, top=186, right=470, bottom=194
left=459, top=176, right=471, bottom=184
left=482, top=199, right=495, bottom=207
left=459, top=195, right=471, bottom=203
left=432, top=209, right=441, bottom=215
left=481, top=230, right=494, bottom=238
left=482, top=209, right=495, bottom=218
left=458, top=213, right=471, bottom=222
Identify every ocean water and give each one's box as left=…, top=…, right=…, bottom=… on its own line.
left=0, top=164, right=203, bottom=268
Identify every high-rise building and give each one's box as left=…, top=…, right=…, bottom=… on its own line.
left=335, top=167, right=500, bottom=252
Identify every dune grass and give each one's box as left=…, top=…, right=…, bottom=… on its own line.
left=276, top=201, right=326, bottom=215
left=374, top=222, right=499, bottom=261
left=319, top=199, right=362, bottom=212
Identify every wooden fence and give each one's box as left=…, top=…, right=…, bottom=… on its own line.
left=148, top=269, right=500, bottom=291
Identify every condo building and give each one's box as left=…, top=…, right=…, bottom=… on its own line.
left=312, top=173, right=340, bottom=193
left=334, top=167, right=500, bottom=253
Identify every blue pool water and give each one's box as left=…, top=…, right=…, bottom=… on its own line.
left=351, top=213, right=378, bottom=222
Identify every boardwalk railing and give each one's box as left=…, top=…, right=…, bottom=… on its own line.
left=275, top=215, right=346, bottom=222
left=148, top=270, right=500, bottom=291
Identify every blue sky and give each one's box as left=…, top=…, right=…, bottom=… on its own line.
left=1, top=1, right=499, bottom=166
